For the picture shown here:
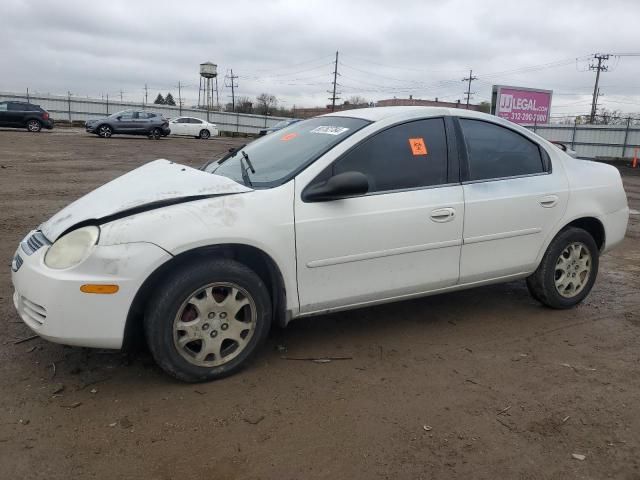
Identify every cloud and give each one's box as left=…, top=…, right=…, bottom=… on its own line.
left=1, top=0, right=639, bottom=115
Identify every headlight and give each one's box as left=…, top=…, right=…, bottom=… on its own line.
left=44, top=226, right=100, bottom=269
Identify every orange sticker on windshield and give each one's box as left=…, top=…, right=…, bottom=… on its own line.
left=409, top=138, right=428, bottom=156
left=281, top=132, right=298, bottom=142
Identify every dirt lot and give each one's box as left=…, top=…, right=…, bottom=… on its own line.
left=0, top=128, right=639, bottom=479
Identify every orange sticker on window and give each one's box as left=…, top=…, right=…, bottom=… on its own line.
left=409, top=138, right=428, bottom=156
left=281, top=132, right=298, bottom=142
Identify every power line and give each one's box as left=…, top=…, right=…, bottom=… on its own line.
left=462, top=69, right=477, bottom=109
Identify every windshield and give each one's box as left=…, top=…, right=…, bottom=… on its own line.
left=205, top=116, right=369, bottom=188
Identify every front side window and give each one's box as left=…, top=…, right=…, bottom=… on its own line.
left=175, top=117, right=189, bottom=123
left=0, top=103, right=7, bottom=112
left=206, top=116, right=369, bottom=188
left=329, top=118, right=449, bottom=193
left=460, top=119, right=544, bottom=181
left=118, top=111, right=134, bottom=120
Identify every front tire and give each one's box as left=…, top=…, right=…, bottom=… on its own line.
left=26, top=119, right=42, bottom=132
left=98, top=125, right=112, bottom=138
left=199, top=129, right=211, bottom=139
left=527, top=227, right=599, bottom=309
left=144, top=259, right=272, bottom=382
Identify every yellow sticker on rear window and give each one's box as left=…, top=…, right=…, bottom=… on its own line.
left=409, top=138, right=428, bottom=156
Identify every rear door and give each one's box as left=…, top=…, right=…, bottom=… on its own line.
left=190, top=118, right=204, bottom=136
left=295, top=117, right=464, bottom=313
left=6, top=102, right=27, bottom=126
left=456, top=117, right=568, bottom=283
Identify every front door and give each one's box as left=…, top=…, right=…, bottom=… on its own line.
left=295, top=117, right=464, bottom=313
left=114, top=111, right=136, bottom=133
left=457, top=118, right=569, bottom=283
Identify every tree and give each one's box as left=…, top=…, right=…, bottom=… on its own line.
left=346, top=95, right=368, bottom=106
left=477, top=101, right=491, bottom=114
left=234, top=96, right=253, bottom=114
left=153, top=93, right=165, bottom=105
left=255, top=93, right=277, bottom=115
left=165, top=92, right=176, bottom=106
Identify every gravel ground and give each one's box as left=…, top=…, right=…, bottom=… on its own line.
left=0, top=127, right=639, bottom=479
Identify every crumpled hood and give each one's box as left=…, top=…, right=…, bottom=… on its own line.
left=41, top=159, right=252, bottom=241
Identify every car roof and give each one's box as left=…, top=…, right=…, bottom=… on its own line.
left=322, top=105, right=495, bottom=122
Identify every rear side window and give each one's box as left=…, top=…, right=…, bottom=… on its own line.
left=332, top=118, right=448, bottom=193
left=460, top=119, right=544, bottom=181
left=0, top=103, right=7, bottom=112
left=190, top=118, right=203, bottom=124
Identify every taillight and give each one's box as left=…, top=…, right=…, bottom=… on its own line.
left=42, top=112, right=49, bottom=120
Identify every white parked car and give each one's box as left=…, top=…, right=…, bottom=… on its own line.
left=11, top=107, right=629, bottom=382
left=169, top=116, right=218, bottom=139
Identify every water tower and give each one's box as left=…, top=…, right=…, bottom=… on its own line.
left=198, top=62, right=219, bottom=120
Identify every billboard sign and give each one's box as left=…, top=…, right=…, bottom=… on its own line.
left=491, top=85, right=553, bottom=124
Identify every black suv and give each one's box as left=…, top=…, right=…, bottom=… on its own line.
left=0, top=101, right=54, bottom=132
left=85, top=110, right=171, bottom=139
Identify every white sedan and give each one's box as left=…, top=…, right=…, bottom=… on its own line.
left=11, top=107, right=629, bottom=382
left=169, top=116, right=218, bottom=139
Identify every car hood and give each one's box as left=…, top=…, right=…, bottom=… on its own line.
left=41, top=159, right=252, bottom=241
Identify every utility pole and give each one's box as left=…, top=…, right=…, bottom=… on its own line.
left=589, top=53, right=609, bottom=124
left=177, top=81, right=183, bottom=115
left=26, top=87, right=30, bottom=103
left=328, top=50, right=340, bottom=112
left=120, top=90, right=123, bottom=103
left=462, top=69, right=477, bottom=109
left=144, top=84, right=149, bottom=107
left=106, top=93, right=109, bottom=115
left=225, top=69, right=239, bottom=112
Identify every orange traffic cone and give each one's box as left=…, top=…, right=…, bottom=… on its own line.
left=633, top=148, right=638, bottom=168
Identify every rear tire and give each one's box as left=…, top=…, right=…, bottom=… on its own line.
left=526, top=227, right=599, bottom=309
left=26, top=119, right=41, bottom=132
left=150, top=127, right=162, bottom=140
left=144, top=259, right=272, bottom=382
left=199, top=129, right=211, bottom=139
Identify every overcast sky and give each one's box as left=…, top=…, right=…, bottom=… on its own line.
left=2, top=0, right=639, bottom=117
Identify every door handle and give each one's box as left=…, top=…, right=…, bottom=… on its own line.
left=539, top=195, right=559, bottom=208
left=430, top=208, right=456, bottom=223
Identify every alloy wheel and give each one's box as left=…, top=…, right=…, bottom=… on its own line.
left=173, top=282, right=257, bottom=367
left=554, top=242, right=592, bottom=298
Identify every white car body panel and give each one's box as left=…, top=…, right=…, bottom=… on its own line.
left=41, top=159, right=251, bottom=241
left=10, top=106, right=629, bottom=350
left=99, top=183, right=299, bottom=314
left=295, top=184, right=464, bottom=313
left=12, top=240, right=171, bottom=348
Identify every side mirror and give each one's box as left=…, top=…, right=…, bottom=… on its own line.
left=116, top=116, right=122, bottom=121
left=303, top=171, right=369, bottom=202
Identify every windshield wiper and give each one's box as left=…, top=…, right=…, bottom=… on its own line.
left=240, top=151, right=255, bottom=187
left=241, top=151, right=255, bottom=173
left=201, top=144, right=246, bottom=171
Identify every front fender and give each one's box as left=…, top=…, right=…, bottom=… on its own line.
left=99, top=184, right=298, bottom=312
